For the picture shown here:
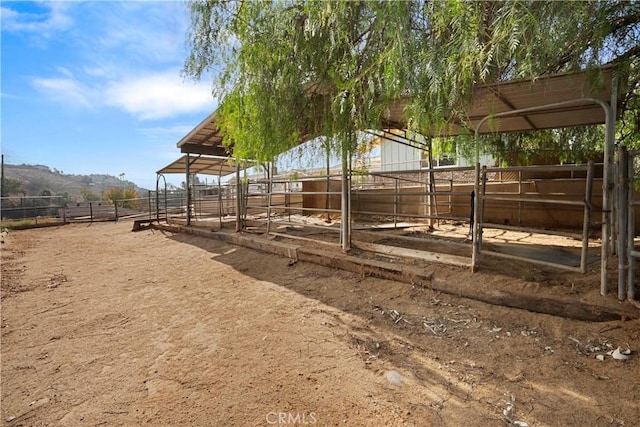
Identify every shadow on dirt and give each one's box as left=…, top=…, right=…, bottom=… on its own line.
left=157, top=227, right=640, bottom=427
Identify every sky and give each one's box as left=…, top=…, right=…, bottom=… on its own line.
left=1, top=0, right=218, bottom=189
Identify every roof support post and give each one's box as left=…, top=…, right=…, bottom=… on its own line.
left=235, top=161, right=241, bottom=232
left=601, top=76, right=617, bottom=296
left=185, top=153, right=192, bottom=226
left=617, top=146, right=629, bottom=300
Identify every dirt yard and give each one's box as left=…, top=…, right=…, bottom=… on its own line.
left=1, top=221, right=639, bottom=426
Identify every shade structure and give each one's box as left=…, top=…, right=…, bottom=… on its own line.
left=176, top=66, right=617, bottom=157
left=383, top=66, right=616, bottom=135
left=176, top=113, right=228, bottom=157
left=157, top=155, right=249, bottom=177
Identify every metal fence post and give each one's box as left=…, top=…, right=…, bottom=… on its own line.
left=580, top=161, right=594, bottom=273
left=618, top=147, right=629, bottom=300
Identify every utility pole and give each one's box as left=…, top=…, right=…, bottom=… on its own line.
left=1, top=154, right=4, bottom=198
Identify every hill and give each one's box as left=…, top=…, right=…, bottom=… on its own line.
left=2, top=163, right=149, bottom=201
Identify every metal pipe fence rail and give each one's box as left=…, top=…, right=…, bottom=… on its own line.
left=353, top=166, right=477, bottom=228
left=1, top=195, right=68, bottom=223
left=1, top=195, right=156, bottom=225
left=241, top=174, right=343, bottom=246
left=156, top=160, right=619, bottom=277
left=475, top=162, right=597, bottom=273
left=189, top=183, right=238, bottom=228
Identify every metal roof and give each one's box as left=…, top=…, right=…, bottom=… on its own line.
left=384, top=66, right=615, bottom=135
left=157, top=155, right=248, bottom=177
left=176, top=66, right=616, bottom=156
left=176, top=112, right=229, bottom=157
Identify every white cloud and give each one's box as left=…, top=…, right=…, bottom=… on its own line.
left=13, top=1, right=216, bottom=120
left=1, top=2, right=73, bottom=37
left=31, top=76, right=92, bottom=107
left=86, top=1, right=189, bottom=66
left=29, top=67, right=215, bottom=120
left=104, top=72, right=215, bottom=120
left=138, top=125, right=196, bottom=140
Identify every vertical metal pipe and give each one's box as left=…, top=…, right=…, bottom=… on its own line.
left=1, top=154, right=4, bottom=198
left=394, top=178, right=398, bottom=229
left=601, top=77, right=617, bottom=295
left=242, top=162, right=248, bottom=230
left=618, top=147, right=629, bottom=300
left=348, top=153, right=352, bottom=247
left=267, top=163, right=273, bottom=234
left=185, top=154, right=191, bottom=226
left=427, top=138, right=435, bottom=227
left=163, top=181, right=167, bottom=223
left=235, top=162, right=241, bottom=232
left=340, top=137, right=351, bottom=251
left=628, top=152, right=636, bottom=300
left=218, top=175, right=223, bottom=229
left=325, top=139, right=331, bottom=222
left=581, top=161, right=595, bottom=273
left=471, top=162, right=481, bottom=271
left=612, top=160, right=619, bottom=257
left=518, top=171, right=522, bottom=226
left=285, top=181, right=291, bottom=223
left=480, top=166, right=488, bottom=250
left=156, top=175, right=160, bottom=222
left=449, top=177, right=453, bottom=217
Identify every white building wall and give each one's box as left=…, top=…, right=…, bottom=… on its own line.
left=381, top=139, right=494, bottom=170
left=380, top=140, right=421, bottom=171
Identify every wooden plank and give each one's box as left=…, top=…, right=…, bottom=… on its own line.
left=352, top=240, right=471, bottom=268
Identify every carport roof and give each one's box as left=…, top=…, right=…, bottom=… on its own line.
left=176, top=113, right=228, bottom=157
left=157, top=155, right=251, bottom=177
left=177, top=66, right=617, bottom=156
left=383, top=66, right=616, bottom=135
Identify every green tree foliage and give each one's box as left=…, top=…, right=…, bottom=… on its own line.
left=184, top=0, right=640, bottom=162
left=80, top=188, right=101, bottom=202
left=103, top=188, right=139, bottom=209
left=1, top=176, right=24, bottom=197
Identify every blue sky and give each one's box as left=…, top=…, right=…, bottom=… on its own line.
left=1, top=0, right=217, bottom=189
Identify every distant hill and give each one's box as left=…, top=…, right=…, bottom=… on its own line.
left=2, top=163, right=149, bottom=201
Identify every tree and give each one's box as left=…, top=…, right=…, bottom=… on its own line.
left=103, top=188, right=139, bottom=209
left=81, top=188, right=100, bottom=202
left=1, top=176, right=24, bottom=197
left=183, top=0, right=640, bottom=162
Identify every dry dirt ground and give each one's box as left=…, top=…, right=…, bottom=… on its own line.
left=1, top=221, right=639, bottom=426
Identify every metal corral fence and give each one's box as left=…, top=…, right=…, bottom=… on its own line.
left=240, top=174, right=337, bottom=244
left=185, top=163, right=605, bottom=246
left=351, top=166, right=477, bottom=226
left=199, top=163, right=612, bottom=271
left=1, top=194, right=158, bottom=224
left=1, top=195, right=69, bottom=223
left=476, top=162, right=600, bottom=273
left=154, top=185, right=239, bottom=227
